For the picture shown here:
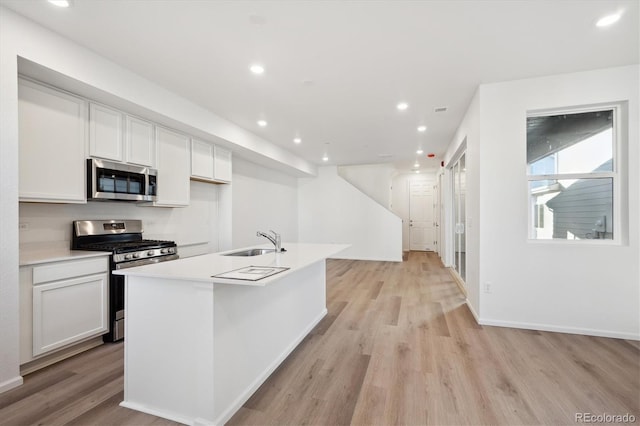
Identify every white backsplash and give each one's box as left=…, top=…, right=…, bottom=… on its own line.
left=19, top=180, right=220, bottom=252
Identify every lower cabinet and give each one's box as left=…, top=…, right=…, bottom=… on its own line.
left=20, top=256, right=109, bottom=364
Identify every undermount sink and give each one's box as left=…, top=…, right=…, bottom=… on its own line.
left=222, top=248, right=275, bottom=257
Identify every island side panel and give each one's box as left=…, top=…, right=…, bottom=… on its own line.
left=122, top=275, right=215, bottom=425
left=213, top=260, right=327, bottom=425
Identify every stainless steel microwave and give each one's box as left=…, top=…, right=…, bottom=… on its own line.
left=87, top=158, right=157, bottom=202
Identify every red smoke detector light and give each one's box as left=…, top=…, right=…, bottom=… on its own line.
left=427, top=153, right=436, bottom=158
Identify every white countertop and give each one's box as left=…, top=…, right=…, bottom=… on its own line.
left=114, top=243, right=349, bottom=286
left=19, top=245, right=110, bottom=266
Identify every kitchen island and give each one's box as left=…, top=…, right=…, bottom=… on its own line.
left=113, top=243, right=348, bottom=426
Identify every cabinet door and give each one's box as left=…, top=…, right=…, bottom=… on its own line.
left=155, top=126, right=190, bottom=206
left=18, top=79, right=87, bottom=203
left=191, top=138, right=214, bottom=180
left=214, top=146, right=232, bottom=182
left=126, top=115, right=155, bottom=167
left=89, top=103, right=123, bottom=161
left=32, top=273, right=108, bottom=357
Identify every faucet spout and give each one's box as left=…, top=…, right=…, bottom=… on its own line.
left=257, top=230, right=281, bottom=252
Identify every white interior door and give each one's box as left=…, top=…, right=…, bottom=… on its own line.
left=409, top=180, right=435, bottom=251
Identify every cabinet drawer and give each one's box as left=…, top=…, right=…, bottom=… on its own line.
left=33, top=257, right=108, bottom=285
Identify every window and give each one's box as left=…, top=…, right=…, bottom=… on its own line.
left=527, top=107, right=619, bottom=240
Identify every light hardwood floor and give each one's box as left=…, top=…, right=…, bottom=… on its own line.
left=1, top=252, right=638, bottom=425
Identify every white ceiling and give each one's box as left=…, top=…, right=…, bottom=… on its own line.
left=2, top=0, right=638, bottom=172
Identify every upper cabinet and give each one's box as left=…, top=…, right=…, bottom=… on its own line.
left=154, top=126, right=190, bottom=207
left=18, top=78, right=87, bottom=204
left=19, top=78, right=229, bottom=208
left=89, top=103, right=123, bottom=162
left=214, top=146, right=232, bottom=183
left=191, top=138, right=214, bottom=180
left=125, top=115, right=154, bottom=167
left=190, top=139, right=232, bottom=183
left=89, top=103, right=154, bottom=168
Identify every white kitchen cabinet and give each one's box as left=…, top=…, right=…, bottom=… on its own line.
left=90, top=105, right=155, bottom=168
left=154, top=126, right=190, bottom=206
left=18, top=78, right=87, bottom=203
left=191, top=138, right=215, bottom=180
left=89, top=102, right=124, bottom=162
left=214, top=146, right=232, bottom=182
left=190, top=139, right=232, bottom=183
left=21, top=256, right=108, bottom=362
left=125, top=115, right=155, bottom=167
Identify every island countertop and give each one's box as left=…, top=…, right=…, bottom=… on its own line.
left=113, top=242, right=349, bottom=286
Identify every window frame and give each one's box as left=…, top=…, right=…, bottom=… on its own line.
left=526, top=103, right=622, bottom=244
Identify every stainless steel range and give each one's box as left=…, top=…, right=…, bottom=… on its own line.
left=72, top=219, right=178, bottom=342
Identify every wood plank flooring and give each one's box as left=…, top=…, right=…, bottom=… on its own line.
left=1, top=252, right=638, bottom=425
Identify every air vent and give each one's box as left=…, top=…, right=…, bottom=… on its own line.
left=434, top=106, right=448, bottom=113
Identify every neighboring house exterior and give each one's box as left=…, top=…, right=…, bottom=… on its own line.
left=545, top=159, right=613, bottom=240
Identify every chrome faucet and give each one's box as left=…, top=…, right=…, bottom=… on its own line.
left=257, top=230, right=281, bottom=252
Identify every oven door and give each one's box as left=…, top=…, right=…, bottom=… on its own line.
left=106, top=273, right=125, bottom=342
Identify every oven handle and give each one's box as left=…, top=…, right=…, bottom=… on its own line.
left=115, top=254, right=179, bottom=269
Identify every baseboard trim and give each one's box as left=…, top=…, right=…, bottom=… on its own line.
left=0, top=376, right=23, bottom=394
left=465, top=299, right=480, bottom=323
left=447, top=267, right=467, bottom=297
left=214, top=308, right=328, bottom=426
left=479, top=318, right=640, bottom=341
left=21, top=336, right=104, bottom=376
left=119, top=401, right=194, bottom=426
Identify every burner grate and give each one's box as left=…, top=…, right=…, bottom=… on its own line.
left=76, top=239, right=176, bottom=253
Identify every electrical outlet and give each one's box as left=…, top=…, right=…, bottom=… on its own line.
left=483, top=282, right=492, bottom=294
left=19, top=222, right=29, bottom=231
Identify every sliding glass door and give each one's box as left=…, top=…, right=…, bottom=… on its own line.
left=452, top=153, right=466, bottom=282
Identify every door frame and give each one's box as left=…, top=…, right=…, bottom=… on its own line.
left=446, top=140, right=467, bottom=282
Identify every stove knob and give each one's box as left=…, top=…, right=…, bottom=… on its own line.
left=147, top=250, right=155, bottom=256
left=133, top=252, right=140, bottom=258
left=161, top=248, right=168, bottom=254
left=124, top=254, right=133, bottom=260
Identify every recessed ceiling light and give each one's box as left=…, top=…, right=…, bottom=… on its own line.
left=416, top=149, right=424, bottom=155
left=249, top=64, right=265, bottom=75
left=48, top=0, right=71, bottom=7
left=596, top=12, right=622, bottom=27
left=414, top=162, right=420, bottom=168
left=322, top=155, right=329, bottom=162
left=257, top=120, right=267, bottom=127
left=293, top=138, right=301, bottom=144
left=396, top=102, right=409, bottom=111
left=417, top=125, right=427, bottom=132
left=415, top=170, right=420, bottom=174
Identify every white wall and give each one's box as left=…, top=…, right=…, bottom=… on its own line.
left=0, top=7, right=22, bottom=394
left=298, top=166, right=402, bottom=262
left=444, top=90, right=481, bottom=319
left=450, top=65, right=639, bottom=339
left=231, top=158, right=299, bottom=249
left=337, top=163, right=395, bottom=209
